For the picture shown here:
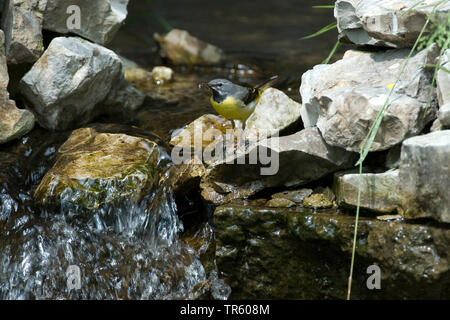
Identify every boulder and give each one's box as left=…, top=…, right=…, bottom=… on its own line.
left=335, top=0, right=450, bottom=48
left=214, top=203, right=450, bottom=299
left=437, top=50, right=450, bottom=127
left=43, top=0, right=129, bottom=45
left=334, top=169, right=399, bottom=213
left=0, top=99, right=35, bottom=144
left=0, top=30, right=34, bottom=144
left=300, top=46, right=438, bottom=152
left=1, top=0, right=46, bottom=64
left=200, top=127, right=356, bottom=205
left=20, top=37, right=143, bottom=131
left=270, top=188, right=313, bottom=203
left=34, top=127, right=160, bottom=210
left=302, top=193, right=334, bottom=209
left=170, top=114, right=234, bottom=150
left=151, top=66, right=174, bottom=85
left=101, top=66, right=145, bottom=114
left=439, top=104, right=450, bottom=128
left=398, top=130, right=450, bottom=223
left=245, top=88, right=302, bottom=139
left=265, top=198, right=296, bottom=208
left=154, top=29, right=225, bottom=66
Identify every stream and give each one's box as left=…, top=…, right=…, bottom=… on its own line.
left=0, top=0, right=341, bottom=299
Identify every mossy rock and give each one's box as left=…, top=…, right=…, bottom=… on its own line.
left=35, top=127, right=160, bottom=210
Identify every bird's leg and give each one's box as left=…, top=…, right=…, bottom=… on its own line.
left=233, top=120, right=245, bottom=152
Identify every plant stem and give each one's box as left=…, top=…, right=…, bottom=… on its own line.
left=347, top=162, right=362, bottom=300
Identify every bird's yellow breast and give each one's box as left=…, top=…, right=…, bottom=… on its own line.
left=210, top=94, right=260, bottom=122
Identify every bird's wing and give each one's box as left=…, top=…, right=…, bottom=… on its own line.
left=254, top=75, right=279, bottom=91
left=231, top=85, right=253, bottom=105
left=243, top=75, right=279, bottom=104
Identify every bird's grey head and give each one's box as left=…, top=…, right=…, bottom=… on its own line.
left=204, top=79, right=243, bottom=103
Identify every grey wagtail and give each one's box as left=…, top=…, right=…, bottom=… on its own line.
left=200, top=75, right=279, bottom=124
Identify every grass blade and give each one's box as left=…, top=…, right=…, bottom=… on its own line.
left=348, top=0, right=446, bottom=300
left=355, top=10, right=434, bottom=166
left=300, top=22, right=337, bottom=40
left=347, top=162, right=363, bottom=300
left=312, top=5, right=335, bottom=9
left=321, top=41, right=341, bottom=64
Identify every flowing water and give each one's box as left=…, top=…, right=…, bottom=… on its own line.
left=0, top=0, right=337, bottom=299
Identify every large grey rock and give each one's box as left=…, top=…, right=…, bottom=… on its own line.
left=101, top=66, right=145, bottom=114
left=335, top=0, right=450, bottom=48
left=200, top=127, right=356, bottom=205
left=437, top=50, right=450, bottom=127
left=215, top=203, right=450, bottom=299
left=20, top=37, right=142, bottom=131
left=1, top=0, right=46, bottom=64
left=245, top=88, right=302, bottom=139
left=439, top=104, right=450, bottom=128
left=0, top=30, right=34, bottom=144
left=398, top=130, right=450, bottom=223
left=334, top=169, right=399, bottom=213
left=43, top=0, right=129, bottom=45
left=300, top=46, right=438, bottom=152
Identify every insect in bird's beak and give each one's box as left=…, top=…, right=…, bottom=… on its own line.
left=199, top=82, right=211, bottom=90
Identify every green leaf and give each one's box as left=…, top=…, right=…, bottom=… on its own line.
left=299, top=22, right=337, bottom=40
left=312, top=5, right=335, bottom=9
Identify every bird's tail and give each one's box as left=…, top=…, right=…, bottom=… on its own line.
left=254, top=75, right=279, bottom=92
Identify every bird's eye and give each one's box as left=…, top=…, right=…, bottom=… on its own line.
left=216, top=83, right=222, bottom=87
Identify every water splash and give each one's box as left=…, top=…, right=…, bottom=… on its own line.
left=0, top=155, right=209, bottom=299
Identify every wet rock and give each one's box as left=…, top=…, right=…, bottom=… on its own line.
left=170, top=114, right=234, bottom=150
left=200, top=127, right=356, bottom=205
left=398, top=130, right=450, bottom=223
left=214, top=203, right=450, bottom=299
left=437, top=50, right=450, bottom=127
left=1, top=0, right=45, bottom=64
left=154, top=29, right=225, bottom=66
left=245, top=88, right=302, bottom=139
left=168, top=160, right=206, bottom=198
left=43, top=0, right=129, bottom=45
left=376, top=214, right=402, bottom=221
left=20, top=37, right=142, bottom=131
left=101, top=66, right=145, bottom=114
left=151, top=66, right=174, bottom=85
left=334, top=169, right=399, bottom=213
left=34, top=127, right=160, bottom=210
left=300, top=46, right=438, bottom=152
left=0, top=30, right=34, bottom=144
left=266, top=198, right=295, bottom=208
left=271, top=188, right=313, bottom=203
left=335, top=0, right=450, bottom=48
left=0, top=100, right=35, bottom=144
left=303, top=193, right=333, bottom=209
